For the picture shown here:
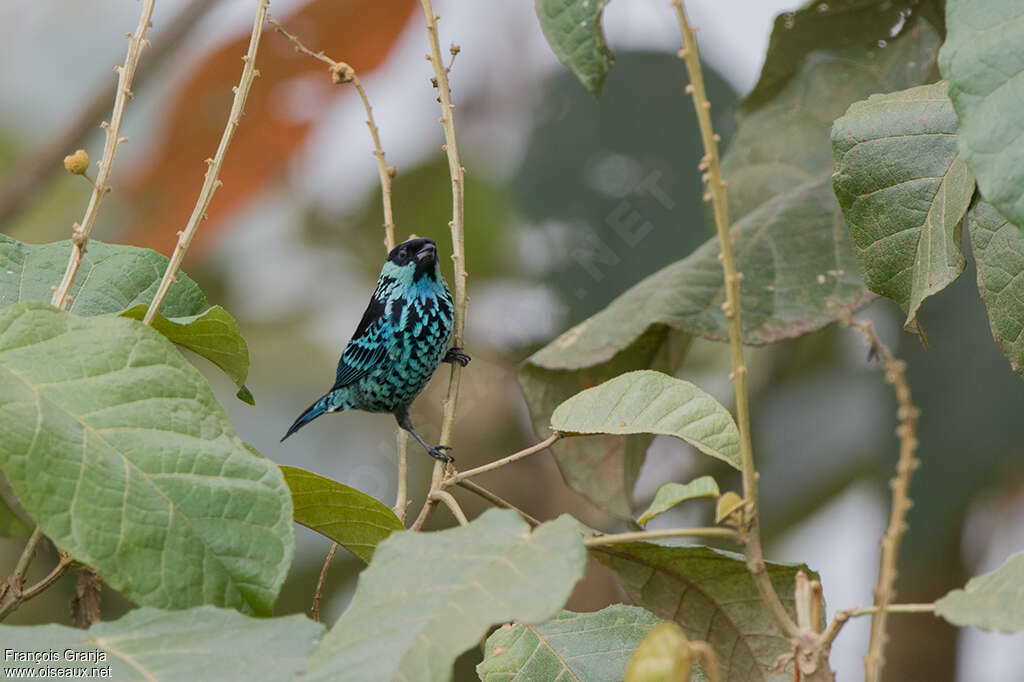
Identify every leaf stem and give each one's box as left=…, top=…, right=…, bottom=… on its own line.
left=142, top=0, right=269, bottom=325
left=444, top=434, right=559, bottom=484
left=584, top=526, right=739, bottom=547
left=670, top=0, right=798, bottom=640
left=50, top=0, right=156, bottom=309
left=311, top=541, right=338, bottom=623
left=838, top=312, right=920, bottom=682
left=410, top=0, right=468, bottom=531
left=266, top=15, right=410, bottom=525
left=454, top=479, right=541, bottom=527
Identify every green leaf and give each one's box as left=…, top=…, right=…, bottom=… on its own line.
left=743, top=0, right=926, bottom=112
left=520, top=326, right=689, bottom=519
left=304, top=509, right=587, bottom=682
left=516, top=20, right=941, bottom=521
left=638, top=476, right=720, bottom=527
left=120, top=304, right=252, bottom=403
left=477, top=605, right=662, bottom=682
left=593, top=543, right=818, bottom=682
left=935, top=550, right=1024, bottom=632
left=280, top=465, right=403, bottom=563
left=832, top=81, right=976, bottom=334
left=534, top=0, right=613, bottom=97
left=724, top=18, right=940, bottom=222
left=0, top=303, right=293, bottom=614
left=940, top=0, right=1024, bottom=231
left=0, top=235, right=251, bottom=400
left=0, top=606, right=323, bottom=681
left=520, top=179, right=868, bottom=519
left=624, top=621, right=691, bottom=682
left=551, top=371, right=740, bottom=470
left=534, top=178, right=870, bottom=353
left=967, top=200, right=1024, bottom=376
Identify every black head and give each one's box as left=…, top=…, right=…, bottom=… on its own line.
left=388, top=238, right=438, bottom=280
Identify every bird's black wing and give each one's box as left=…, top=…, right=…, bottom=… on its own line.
left=332, top=294, right=392, bottom=389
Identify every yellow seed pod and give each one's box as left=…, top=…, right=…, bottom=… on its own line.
left=625, top=622, right=691, bottom=682
left=63, top=149, right=90, bottom=175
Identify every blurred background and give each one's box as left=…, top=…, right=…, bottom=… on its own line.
left=1, top=1, right=1022, bottom=679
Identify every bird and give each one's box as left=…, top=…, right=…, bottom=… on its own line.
left=281, top=237, right=469, bottom=462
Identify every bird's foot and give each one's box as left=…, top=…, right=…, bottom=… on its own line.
left=444, top=346, right=471, bottom=367
left=427, top=444, right=454, bottom=463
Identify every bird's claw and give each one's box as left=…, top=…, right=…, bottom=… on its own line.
left=443, top=346, right=471, bottom=367
left=428, top=445, right=454, bottom=463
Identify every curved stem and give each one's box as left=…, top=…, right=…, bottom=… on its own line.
left=430, top=490, right=468, bottom=526
left=143, top=0, right=269, bottom=325
left=671, top=0, right=798, bottom=640
left=51, top=0, right=156, bottom=309
left=584, top=527, right=739, bottom=548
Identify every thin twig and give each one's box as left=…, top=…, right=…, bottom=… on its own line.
left=430, top=490, right=468, bottom=526
left=0, top=530, right=73, bottom=622
left=410, top=0, right=468, bottom=532
left=444, top=434, right=559, bottom=484
left=268, top=15, right=410, bottom=521
left=266, top=17, right=396, bottom=251
left=50, top=0, right=156, bottom=308
left=311, top=542, right=339, bottom=623
left=142, top=0, right=269, bottom=325
left=455, top=479, right=541, bottom=527
left=584, top=526, right=739, bottom=547
left=0, top=0, right=217, bottom=230
left=670, top=0, right=798, bottom=640
left=838, top=313, right=920, bottom=682
left=851, top=603, right=935, bottom=617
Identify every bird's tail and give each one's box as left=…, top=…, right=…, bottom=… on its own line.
left=281, top=392, right=337, bottom=441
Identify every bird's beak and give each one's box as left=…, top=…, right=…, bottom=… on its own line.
left=416, top=243, right=436, bottom=263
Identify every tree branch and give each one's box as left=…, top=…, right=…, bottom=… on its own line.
left=838, top=312, right=921, bottom=682
left=410, top=0, right=468, bottom=532
left=670, top=0, right=798, bottom=640
left=444, top=434, right=559, bottom=484
left=50, top=0, right=157, bottom=309
left=142, top=0, right=269, bottom=325
left=311, top=541, right=338, bottom=623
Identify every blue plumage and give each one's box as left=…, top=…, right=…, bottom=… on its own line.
left=282, top=238, right=469, bottom=461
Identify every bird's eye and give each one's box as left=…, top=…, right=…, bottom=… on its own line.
left=398, top=249, right=407, bottom=260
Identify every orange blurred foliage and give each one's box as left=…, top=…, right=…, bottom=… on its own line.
left=120, top=0, right=415, bottom=257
